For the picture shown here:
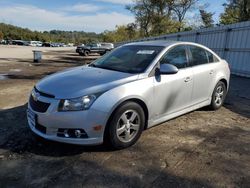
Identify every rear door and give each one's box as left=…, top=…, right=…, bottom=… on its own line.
left=187, top=45, right=219, bottom=104
left=153, top=45, right=194, bottom=119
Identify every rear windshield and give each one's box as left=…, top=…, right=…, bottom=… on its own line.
left=91, top=45, right=164, bottom=73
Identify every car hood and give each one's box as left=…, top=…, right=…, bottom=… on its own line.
left=36, top=66, right=140, bottom=99
left=77, top=45, right=84, bottom=48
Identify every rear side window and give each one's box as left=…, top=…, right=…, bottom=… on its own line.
left=206, top=50, right=219, bottom=62
left=160, top=45, right=188, bottom=69
left=189, top=46, right=209, bottom=65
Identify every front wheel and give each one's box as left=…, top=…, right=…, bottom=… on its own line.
left=106, top=102, right=145, bottom=149
left=209, top=81, right=227, bottom=110
left=100, top=50, right=108, bottom=56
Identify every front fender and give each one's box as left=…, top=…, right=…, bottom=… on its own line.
left=91, top=77, right=155, bottom=123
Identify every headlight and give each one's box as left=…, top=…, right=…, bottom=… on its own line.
left=58, top=95, right=97, bottom=111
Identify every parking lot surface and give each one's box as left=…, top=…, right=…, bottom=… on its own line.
left=0, top=45, right=249, bottom=187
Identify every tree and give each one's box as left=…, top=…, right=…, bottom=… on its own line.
left=127, top=0, right=188, bottom=37
left=125, top=23, right=138, bottom=40
left=0, top=23, right=102, bottom=44
left=171, top=0, right=198, bottom=31
left=0, top=31, right=3, bottom=40
left=102, top=24, right=140, bottom=42
left=199, top=9, right=214, bottom=28
left=127, top=0, right=198, bottom=34
left=220, top=6, right=239, bottom=24
left=220, top=0, right=250, bottom=25
left=149, top=0, right=174, bottom=35
left=126, top=0, right=154, bottom=37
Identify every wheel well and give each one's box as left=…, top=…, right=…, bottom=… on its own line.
left=130, top=99, right=149, bottom=130
left=219, top=78, right=228, bottom=89
left=105, top=99, right=149, bottom=132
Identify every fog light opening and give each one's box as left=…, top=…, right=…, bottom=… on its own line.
left=57, top=128, right=88, bottom=138
left=64, top=130, right=70, bottom=138
left=75, top=129, right=82, bottom=138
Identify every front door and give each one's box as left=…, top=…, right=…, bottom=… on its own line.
left=153, top=45, right=193, bottom=119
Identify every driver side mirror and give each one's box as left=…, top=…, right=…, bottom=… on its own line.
left=158, top=64, right=178, bottom=75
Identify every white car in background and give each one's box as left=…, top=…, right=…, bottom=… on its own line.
left=29, top=41, right=42, bottom=47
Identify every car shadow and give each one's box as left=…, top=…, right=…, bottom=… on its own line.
left=194, top=75, right=250, bottom=119
left=223, top=75, right=250, bottom=119
left=0, top=104, right=114, bottom=157
left=1, top=76, right=249, bottom=157
left=0, top=105, right=215, bottom=187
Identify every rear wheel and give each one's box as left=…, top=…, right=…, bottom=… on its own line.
left=209, top=81, right=226, bottom=110
left=106, top=102, right=145, bottom=149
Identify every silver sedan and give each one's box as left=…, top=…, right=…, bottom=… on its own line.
left=27, top=41, right=230, bottom=149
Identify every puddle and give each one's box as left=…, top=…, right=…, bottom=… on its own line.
left=0, top=74, right=9, bottom=80
left=9, top=69, right=22, bottom=72
left=0, top=69, right=22, bottom=80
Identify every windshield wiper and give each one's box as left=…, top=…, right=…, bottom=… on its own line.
left=97, top=65, right=122, bottom=72
left=89, top=64, right=97, bottom=67
left=89, top=64, right=135, bottom=73
left=90, top=64, right=123, bottom=72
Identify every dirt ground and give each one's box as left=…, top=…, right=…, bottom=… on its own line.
left=0, top=45, right=249, bottom=188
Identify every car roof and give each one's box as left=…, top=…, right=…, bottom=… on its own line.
left=124, top=40, right=181, bottom=47
left=123, top=40, right=210, bottom=48
left=122, top=40, right=221, bottom=61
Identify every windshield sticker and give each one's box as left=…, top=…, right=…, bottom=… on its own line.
left=137, top=50, right=155, bottom=55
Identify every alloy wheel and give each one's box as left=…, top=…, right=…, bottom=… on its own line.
left=214, top=85, right=224, bottom=106
left=116, top=110, right=141, bottom=143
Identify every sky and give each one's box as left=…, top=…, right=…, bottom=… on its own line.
left=0, top=0, right=227, bottom=33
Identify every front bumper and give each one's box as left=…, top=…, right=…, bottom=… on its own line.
left=27, top=94, right=109, bottom=145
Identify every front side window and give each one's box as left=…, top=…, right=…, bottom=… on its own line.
left=160, top=45, right=188, bottom=69
left=189, top=46, right=209, bottom=65
left=91, top=45, right=164, bottom=73
left=89, top=44, right=98, bottom=47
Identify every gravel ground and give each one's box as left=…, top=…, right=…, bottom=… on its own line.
left=0, top=45, right=249, bottom=188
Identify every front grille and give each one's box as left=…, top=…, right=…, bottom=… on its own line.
left=34, top=87, right=55, bottom=98
left=35, top=123, right=46, bottom=134
left=29, top=96, right=50, bottom=113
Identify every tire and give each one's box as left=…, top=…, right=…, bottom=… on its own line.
left=84, top=50, right=90, bottom=56
left=79, top=52, right=84, bottom=56
left=209, top=81, right=227, bottom=110
left=106, top=102, right=145, bottom=149
left=100, top=50, right=107, bottom=56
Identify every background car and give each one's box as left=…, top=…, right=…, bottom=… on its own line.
left=76, top=42, right=114, bottom=56
left=28, top=41, right=43, bottom=47
left=12, top=40, right=29, bottom=46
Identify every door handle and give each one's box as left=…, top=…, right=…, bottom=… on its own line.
left=184, top=77, right=191, bottom=82
left=209, top=70, right=214, bottom=74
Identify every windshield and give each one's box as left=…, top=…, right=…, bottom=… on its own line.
left=90, top=45, right=164, bottom=73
